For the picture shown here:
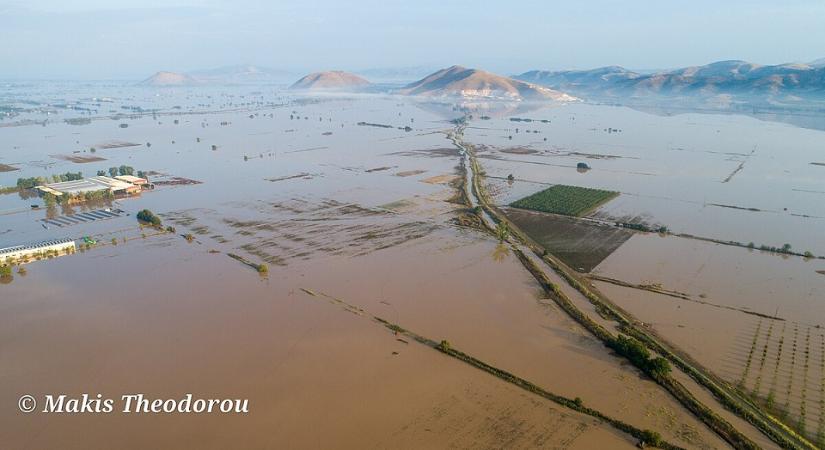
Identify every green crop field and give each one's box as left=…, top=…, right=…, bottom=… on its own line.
left=509, top=184, right=619, bottom=217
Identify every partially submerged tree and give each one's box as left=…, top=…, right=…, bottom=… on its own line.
left=495, top=221, right=509, bottom=243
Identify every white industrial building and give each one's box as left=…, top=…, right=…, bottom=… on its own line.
left=0, top=238, right=76, bottom=264
left=37, top=176, right=140, bottom=197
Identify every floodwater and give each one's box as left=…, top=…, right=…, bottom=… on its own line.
left=1, top=82, right=822, bottom=448
left=464, top=101, right=825, bottom=443
left=592, top=234, right=825, bottom=436
left=465, top=103, right=825, bottom=255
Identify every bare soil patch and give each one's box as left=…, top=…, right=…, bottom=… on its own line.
left=504, top=207, right=633, bottom=272
left=500, top=147, right=538, bottom=155
left=153, top=176, right=203, bottom=186
left=51, top=154, right=107, bottom=163
left=395, top=170, right=426, bottom=177
left=387, top=147, right=460, bottom=159
left=422, top=174, right=459, bottom=185
left=265, top=173, right=313, bottom=182
left=96, top=140, right=141, bottom=149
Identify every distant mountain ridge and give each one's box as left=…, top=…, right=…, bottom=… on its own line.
left=397, top=65, right=577, bottom=102
left=515, top=60, right=825, bottom=103
left=809, top=58, right=825, bottom=68
left=288, top=71, right=371, bottom=90
left=354, top=66, right=438, bottom=82
left=188, top=65, right=295, bottom=83
left=140, top=65, right=294, bottom=86
left=140, top=71, right=199, bottom=86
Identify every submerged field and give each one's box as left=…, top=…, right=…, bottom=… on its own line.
left=1, top=82, right=824, bottom=448
left=503, top=207, right=633, bottom=272
left=466, top=103, right=825, bottom=446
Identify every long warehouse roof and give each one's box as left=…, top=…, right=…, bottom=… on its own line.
left=39, top=176, right=132, bottom=194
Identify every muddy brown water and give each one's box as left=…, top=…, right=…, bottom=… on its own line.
left=3, top=86, right=823, bottom=448
left=1, top=239, right=641, bottom=449
left=465, top=102, right=825, bottom=444
left=592, top=234, right=825, bottom=439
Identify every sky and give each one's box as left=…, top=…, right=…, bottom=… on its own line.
left=1, top=0, right=824, bottom=79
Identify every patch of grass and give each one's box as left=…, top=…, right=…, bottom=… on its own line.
left=510, top=184, right=618, bottom=217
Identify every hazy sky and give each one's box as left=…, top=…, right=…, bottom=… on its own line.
left=2, top=0, right=824, bottom=79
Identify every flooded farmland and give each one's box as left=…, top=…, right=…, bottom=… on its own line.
left=466, top=102, right=825, bottom=446
left=1, top=82, right=823, bottom=449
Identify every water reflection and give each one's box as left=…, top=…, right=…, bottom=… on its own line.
left=492, top=243, right=509, bottom=262
left=411, top=99, right=555, bottom=120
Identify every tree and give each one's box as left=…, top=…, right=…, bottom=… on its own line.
left=609, top=335, right=671, bottom=378
left=640, top=430, right=663, bottom=447
left=108, top=167, right=118, bottom=177
left=136, top=209, right=161, bottom=227
left=43, top=193, right=57, bottom=207
left=647, top=357, right=672, bottom=377
left=495, top=221, right=509, bottom=243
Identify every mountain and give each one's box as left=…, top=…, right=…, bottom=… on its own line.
left=188, top=65, right=294, bottom=83
left=809, top=57, right=825, bottom=68
left=355, top=66, right=438, bottom=83
left=515, top=60, right=825, bottom=102
left=139, top=71, right=199, bottom=86
left=397, top=65, right=577, bottom=101
left=289, top=71, right=371, bottom=91
left=517, top=66, right=642, bottom=95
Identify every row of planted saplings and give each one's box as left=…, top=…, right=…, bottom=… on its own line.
left=737, top=319, right=825, bottom=441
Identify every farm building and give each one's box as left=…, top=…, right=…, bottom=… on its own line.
left=114, top=175, right=152, bottom=188
left=0, top=238, right=76, bottom=265
left=36, top=176, right=140, bottom=197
